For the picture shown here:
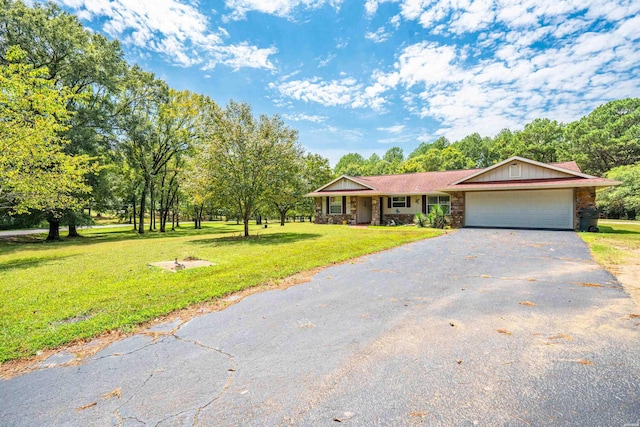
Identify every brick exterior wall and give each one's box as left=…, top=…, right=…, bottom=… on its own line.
left=448, top=191, right=465, bottom=228
left=574, top=187, right=596, bottom=230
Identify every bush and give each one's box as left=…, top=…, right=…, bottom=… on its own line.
left=427, top=205, right=448, bottom=229
left=414, top=212, right=428, bottom=227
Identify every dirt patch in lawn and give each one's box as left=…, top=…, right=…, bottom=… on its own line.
left=149, top=258, right=214, bottom=272
left=611, top=263, right=640, bottom=309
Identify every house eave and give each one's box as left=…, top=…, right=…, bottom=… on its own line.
left=439, top=180, right=621, bottom=192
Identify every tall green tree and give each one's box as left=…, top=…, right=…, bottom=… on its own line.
left=334, top=153, right=365, bottom=176
left=204, top=101, right=302, bottom=237
left=118, top=68, right=201, bottom=233
left=409, top=137, right=449, bottom=158
left=0, top=0, right=126, bottom=237
left=511, top=118, right=566, bottom=163
left=453, top=133, right=497, bottom=167
left=0, top=46, right=97, bottom=239
left=597, top=164, right=640, bottom=219
left=565, top=98, right=640, bottom=175
left=297, top=153, right=333, bottom=219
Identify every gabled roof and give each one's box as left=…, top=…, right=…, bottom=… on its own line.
left=306, top=169, right=480, bottom=197
left=451, top=156, right=592, bottom=185
left=306, top=157, right=620, bottom=197
left=312, top=175, right=376, bottom=192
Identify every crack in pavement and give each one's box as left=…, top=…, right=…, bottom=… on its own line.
left=112, top=352, right=161, bottom=427
left=171, top=335, right=236, bottom=426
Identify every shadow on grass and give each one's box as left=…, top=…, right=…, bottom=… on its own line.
left=189, top=232, right=322, bottom=247
left=597, top=225, right=640, bottom=235
left=0, top=254, right=78, bottom=272
left=0, top=225, right=244, bottom=255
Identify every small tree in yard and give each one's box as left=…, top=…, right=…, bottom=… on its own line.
left=203, top=100, right=302, bottom=237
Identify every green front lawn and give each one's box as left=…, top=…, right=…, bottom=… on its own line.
left=0, top=222, right=444, bottom=362
left=579, top=220, right=640, bottom=266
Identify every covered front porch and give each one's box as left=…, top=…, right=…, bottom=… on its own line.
left=313, top=195, right=378, bottom=225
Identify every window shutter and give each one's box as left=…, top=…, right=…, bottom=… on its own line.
left=342, top=196, right=347, bottom=214
left=387, top=197, right=391, bottom=209
left=406, top=196, right=411, bottom=208
left=326, top=197, right=329, bottom=214
left=422, top=195, right=427, bottom=214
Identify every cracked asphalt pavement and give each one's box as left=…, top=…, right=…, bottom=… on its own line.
left=1, top=229, right=639, bottom=426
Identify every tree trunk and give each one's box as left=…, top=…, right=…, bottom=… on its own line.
left=175, top=195, right=180, bottom=227
left=243, top=218, right=249, bottom=237
left=149, top=181, right=155, bottom=232
left=132, top=195, right=137, bottom=230
left=46, top=218, right=61, bottom=241
left=138, top=184, right=147, bottom=234
left=67, top=214, right=80, bottom=238
left=280, top=211, right=286, bottom=226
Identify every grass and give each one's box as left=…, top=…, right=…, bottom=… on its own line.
left=0, top=222, right=445, bottom=362
left=579, top=220, right=640, bottom=266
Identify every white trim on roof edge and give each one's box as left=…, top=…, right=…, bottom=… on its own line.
left=311, top=175, right=376, bottom=193
left=450, top=156, right=594, bottom=185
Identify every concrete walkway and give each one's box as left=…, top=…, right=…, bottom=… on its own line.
left=1, top=229, right=639, bottom=426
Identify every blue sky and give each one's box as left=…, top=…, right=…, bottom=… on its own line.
left=49, top=0, right=640, bottom=166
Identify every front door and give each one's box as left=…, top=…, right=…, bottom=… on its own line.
left=357, top=197, right=372, bottom=224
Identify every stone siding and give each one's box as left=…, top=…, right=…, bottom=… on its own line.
left=381, top=213, right=416, bottom=225
left=448, top=191, right=465, bottom=228
left=574, top=187, right=596, bottom=229
left=371, top=197, right=381, bottom=226
left=313, top=196, right=357, bottom=225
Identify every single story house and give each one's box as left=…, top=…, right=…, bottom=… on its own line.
left=306, top=156, right=620, bottom=230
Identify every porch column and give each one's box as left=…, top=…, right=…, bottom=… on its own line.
left=313, top=197, right=323, bottom=224
left=449, top=191, right=464, bottom=228
left=371, top=197, right=380, bottom=226
left=350, top=196, right=357, bottom=223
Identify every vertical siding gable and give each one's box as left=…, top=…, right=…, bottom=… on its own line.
left=468, top=162, right=574, bottom=182
left=322, top=178, right=370, bottom=191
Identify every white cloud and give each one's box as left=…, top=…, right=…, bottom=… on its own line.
left=365, top=27, right=393, bottom=43
left=224, top=0, right=343, bottom=20
left=282, top=113, right=326, bottom=123
left=377, top=125, right=405, bottom=133
left=270, top=76, right=388, bottom=110
left=56, top=0, right=277, bottom=69
left=316, top=54, right=337, bottom=67
left=351, top=0, right=640, bottom=140
left=364, top=0, right=399, bottom=17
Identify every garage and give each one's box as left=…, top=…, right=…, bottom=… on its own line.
left=465, top=189, right=574, bottom=230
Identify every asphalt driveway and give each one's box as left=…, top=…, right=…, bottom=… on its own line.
left=1, top=229, right=639, bottom=426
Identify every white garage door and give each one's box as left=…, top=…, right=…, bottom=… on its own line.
left=465, top=189, right=574, bottom=230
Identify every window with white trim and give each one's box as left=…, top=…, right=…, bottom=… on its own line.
left=509, top=163, right=521, bottom=178
left=391, top=196, right=407, bottom=208
left=427, top=195, right=450, bottom=214
left=329, top=197, right=342, bottom=214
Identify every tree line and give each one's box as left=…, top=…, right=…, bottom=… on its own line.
left=0, top=0, right=333, bottom=239
left=334, top=99, right=640, bottom=220
left=2, top=0, right=637, bottom=236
